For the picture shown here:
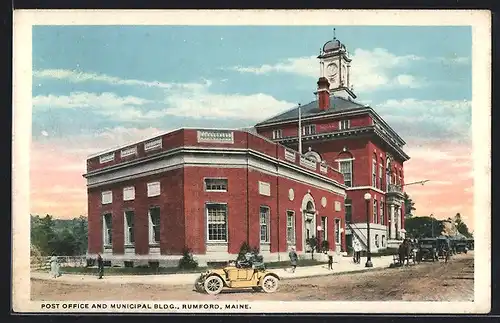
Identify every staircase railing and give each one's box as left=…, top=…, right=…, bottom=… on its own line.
left=347, top=222, right=369, bottom=250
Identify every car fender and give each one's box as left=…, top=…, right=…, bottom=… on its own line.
left=262, top=272, right=280, bottom=281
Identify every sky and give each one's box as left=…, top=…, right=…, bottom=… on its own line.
left=30, top=25, right=473, bottom=230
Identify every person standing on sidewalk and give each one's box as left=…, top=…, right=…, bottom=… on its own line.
left=50, top=254, right=60, bottom=278
left=353, top=239, right=362, bottom=264
left=97, top=254, right=104, bottom=279
left=288, top=247, right=298, bottom=273
left=327, top=249, right=334, bottom=270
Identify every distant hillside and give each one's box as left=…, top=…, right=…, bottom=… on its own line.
left=31, top=214, right=88, bottom=256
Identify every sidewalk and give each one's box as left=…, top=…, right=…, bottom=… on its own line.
left=31, top=255, right=395, bottom=286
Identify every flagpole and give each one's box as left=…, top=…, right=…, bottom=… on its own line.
left=298, top=103, right=302, bottom=155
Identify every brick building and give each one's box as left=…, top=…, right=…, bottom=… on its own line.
left=254, top=37, right=410, bottom=251
left=84, top=129, right=347, bottom=266
left=84, top=35, right=410, bottom=266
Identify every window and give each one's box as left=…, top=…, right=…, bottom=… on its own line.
left=339, top=160, right=353, bottom=187
left=382, top=235, right=386, bottom=247
left=302, top=124, right=316, bottom=136
left=101, top=191, right=112, bottom=205
left=321, top=216, right=327, bottom=241
left=260, top=206, right=270, bottom=243
left=379, top=161, right=384, bottom=190
left=204, top=178, right=228, bottom=192
left=339, top=119, right=350, bottom=130
left=286, top=211, right=295, bottom=244
left=372, top=155, right=377, bottom=188
left=123, top=187, right=135, bottom=201
left=124, top=210, right=135, bottom=245
left=375, top=234, right=379, bottom=248
left=373, top=199, right=378, bottom=224
left=334, top=218, right=341, bottom=245
left=272, top=129, right=283, bottom=139
left=149, top=206, right=160, bottom=244
left=103, top=213, right=112, bottom=245
left=207, top=204, right=227, bottom=242
left=147, top=181, right=160, bottom=197
left=380, top=200, right=385, bottom=225
left=345, top=199, right=352, bottom=223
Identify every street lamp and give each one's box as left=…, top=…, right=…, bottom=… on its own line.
left=364, top=192, right=373, bottom=268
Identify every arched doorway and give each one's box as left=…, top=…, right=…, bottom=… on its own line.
left=301, top=194, right=317, bottom=252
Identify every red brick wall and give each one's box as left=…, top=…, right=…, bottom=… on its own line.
left=87, top=169, right=185, bottom=255
left=87, top=130, right=185, bottom=172
left=183, top=167, right=249, bottom=254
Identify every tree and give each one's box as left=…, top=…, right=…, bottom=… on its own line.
left=405, top=216, right=444, bottom=239
left=306, top=236, right=318, bottom=260
left=454, top=213, right=473, bottom=238
left=403, top=192, right=416, bottom=218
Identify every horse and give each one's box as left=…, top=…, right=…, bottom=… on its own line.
left=398, top=239, right=414, bottom=266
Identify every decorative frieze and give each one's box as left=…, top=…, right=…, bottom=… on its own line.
left=144, top=138, right=162, bottom=152
left=284, top=149, right=296, bottom=162
left=300, top=156, right=317, bottom=170
left=197, top=130, right=234, bottom=144
left=99, top=153, right=115, bottom=164
left=120, top=146, right=137, bottom=158
left=258, top=181, right=271, bottom=196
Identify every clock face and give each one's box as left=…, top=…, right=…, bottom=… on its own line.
left=327, top=63, right=338, bottom=77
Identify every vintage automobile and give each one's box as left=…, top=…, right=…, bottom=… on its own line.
left=416, top=238, right=439, bottom=262
left=193, top=253, right=280, bottom=295
left=454, top=239, right=468, bottom=253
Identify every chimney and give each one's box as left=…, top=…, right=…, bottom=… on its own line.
left=316, top=77, right=330, bottom=111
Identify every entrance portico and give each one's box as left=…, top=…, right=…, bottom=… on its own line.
left=301, top=193, right=317, bottom=253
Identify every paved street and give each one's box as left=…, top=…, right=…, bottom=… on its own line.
left=31, top=252, right=473, bottom=301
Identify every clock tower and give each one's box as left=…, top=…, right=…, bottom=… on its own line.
left=318, top=36, right=357, bottom=100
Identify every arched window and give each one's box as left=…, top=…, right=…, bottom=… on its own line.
left=372, top=153, right=377, bottom=188
left=379, top=157, right=384, bottom=191
left=337, top=151, right=354, bottom=187
left=304, top=150, right=322, bottom=163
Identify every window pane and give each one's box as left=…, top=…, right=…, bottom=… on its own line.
left=207, top=204, right=227, bottom=241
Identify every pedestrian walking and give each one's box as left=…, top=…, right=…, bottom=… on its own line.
left=288, top=247, right=298, bottom=273
left=327, top=250, right=334, bottom=270
left=97, top=254, right=104, bottom=279
left=353, top=238, right=362, bottom=264
left=50, top=254, right=60, bottom=278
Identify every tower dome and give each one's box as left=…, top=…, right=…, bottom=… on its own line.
left=323, top=39, right=345, bottom=53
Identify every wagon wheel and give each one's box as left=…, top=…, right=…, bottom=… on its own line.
left=261, top=275, right=279, bottom=293
left=204, top=275, right=224, bottom=295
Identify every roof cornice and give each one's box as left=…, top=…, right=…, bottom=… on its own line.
left=255, top=106, right=370, bottom=129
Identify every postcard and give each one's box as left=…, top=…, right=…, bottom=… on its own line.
left=12, top=9, right=491, bottom=314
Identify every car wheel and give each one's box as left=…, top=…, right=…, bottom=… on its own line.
left=261, top=275, right=279, bottom=293
left=204, top=275, right=224, bottom=295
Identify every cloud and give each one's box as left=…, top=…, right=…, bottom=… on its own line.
left=164, top=91, right=295, bottom=120
left=229, top=48, right=426, bottom=92
left=374, top=98, right=471, bottom=142
left=33, top=78, right=295, bottom=122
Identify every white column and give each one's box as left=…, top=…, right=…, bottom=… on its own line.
left=390, top=204, right=396, bottom=239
